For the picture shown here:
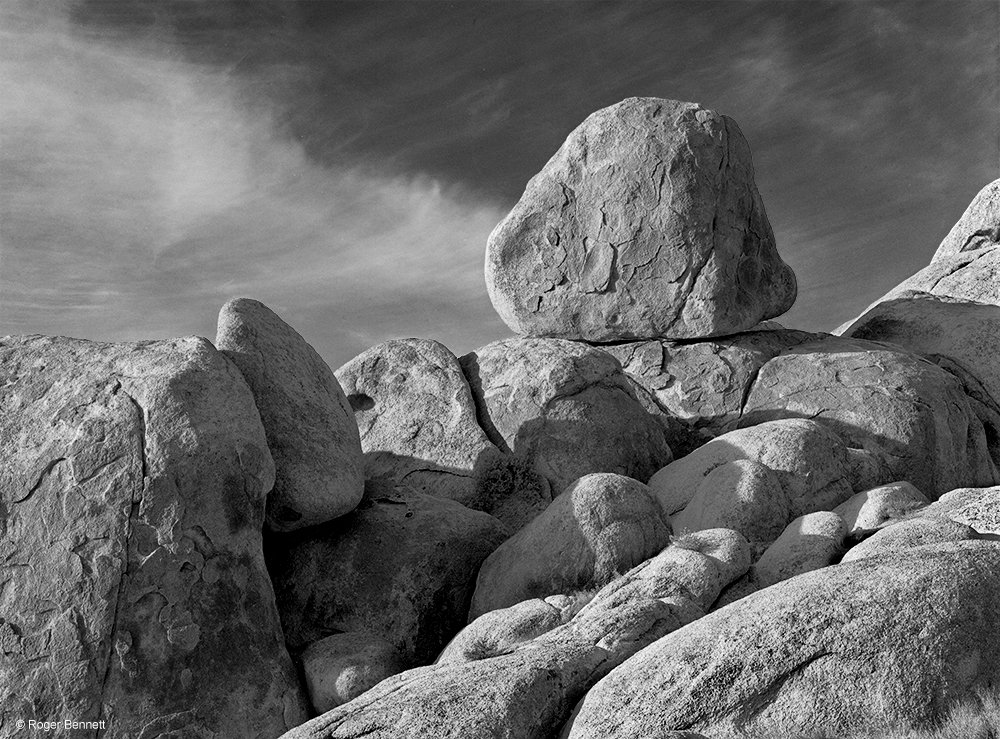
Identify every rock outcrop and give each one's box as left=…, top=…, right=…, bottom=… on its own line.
left=216, top=298, right=364, bottom=531
left=469, top=473, right=672, bottom=619
left=566, top=541, right=1000, bottom=738
left=839, top=179, right=1000, bottom=319
left=281, top=530, right=749, bottom=739
left=739, top=335, right=998, bottom=497
left=485, top=97, right=797, bottom=341
left=334, top=339, right=511, bottom=518
left=0, top=335, right=307, bottom=737
left=462, top=338, right=674, bottom=493
left=268, top=478, right=507, bottom=665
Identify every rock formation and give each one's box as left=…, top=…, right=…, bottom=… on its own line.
left=485, top=97, right=797, bottom=341
left=9, top=97, right=1000, bottom=739
left=0, top=335, right=307, bottom=737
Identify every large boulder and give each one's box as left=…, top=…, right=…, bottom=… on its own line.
left=216, top=297, right=364, bottom=531
left=566, top=541, right=1000, bottom=738
left=485, top=97, right=796, bottom=342
left=461, top=338, right=673, bottom=494
left=281, top=530, right=749, bottom=739
left=605, top=328, right=817, bottom=441
left=753, top=511, right=847, bottom=587
left=268, top=479, right=507, bottom=665
left=469, top=473, right=672, bottom=619
left=739, top=335, right=998, bottom=497
left=334, top=339, right=511, bottom=518
left=648, top=418, right=857, bottom=519
left=0, top=335, right=307, bottom=737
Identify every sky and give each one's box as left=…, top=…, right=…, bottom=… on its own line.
left=2, top=0, right=998, bottom=369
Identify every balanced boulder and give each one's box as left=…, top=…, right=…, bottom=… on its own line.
left=216, top=297, right=364, bottom=531
left=469, top=473, right=672, bottom=619
left=0, top=335, right=307, bottom=737
left=334, top=339, right=509, bottom=517
left=462, top=338, right=673, bottom=493
left=567, top=541, right=1000, bottom=738
left=485, top=97, right=797, bottom=341
left=268, top=478, right=507, bottom=665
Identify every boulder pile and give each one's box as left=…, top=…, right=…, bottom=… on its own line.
left=3, top=98, right=1000, bottom=738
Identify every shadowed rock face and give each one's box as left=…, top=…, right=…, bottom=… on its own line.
left=485, top=97, right=796, bottom=342
left=268, top=479, right=508, bottom=665
left=566, top=541, right=1000, bottom=739
left=0, top=334, right=307, bottom=738
left=461, top=337, right=673, bottom=495
left=216, top=297, right=364, bottom=531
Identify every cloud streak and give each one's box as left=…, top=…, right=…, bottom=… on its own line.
left=1, top=2, right=510, bottom=367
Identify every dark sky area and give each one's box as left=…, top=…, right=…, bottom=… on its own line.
left=2, top=0, right=998, bottom=368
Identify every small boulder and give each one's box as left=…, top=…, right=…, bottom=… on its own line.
left=462, top=338, right=673, bottom=494
left=485, top=97, right=796, bottom=341
left=842, top=517, right=978, bottom=563
left=566, top=541, right=1000, bottom=739
left=922, top=486, right=1000, bottom=535
left=216, top=297, right=364, bottom=531
left=833, top=481, right=929, bottom=535
left=648, top=418, right=855, bottom=518
left=469, top=473, right=672, bottom=619
left=334, top=339, right=511, bottom=518
left=301, top=632, right=406, bottom=714
left=754, top=511, right=847, bottom=588
left=269, top=479, right=508, bottom=665
left=670, top=459, right=790, bottom=546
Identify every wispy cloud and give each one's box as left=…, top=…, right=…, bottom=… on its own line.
left=0, top=2, right=510, bottom=367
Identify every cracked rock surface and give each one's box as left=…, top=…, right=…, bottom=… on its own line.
left=216, top=298, right=364, bottom=531
left=0, top=334, right=307, bottom=738
left=485, top=97, right=797, bottom=341
left=566, top=541, right=1000, bottom=738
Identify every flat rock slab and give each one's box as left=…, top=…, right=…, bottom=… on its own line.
left=567, top=541, right=1000, bottom=739
left=462, top=337, right=673, bottom=494
left=268, top=479, right=508, bottom=665
left=486, top=97, right=796, bottom=341
left=217, top=298, right=364, bottom=531
left=0, top=335, right=307, bottom=737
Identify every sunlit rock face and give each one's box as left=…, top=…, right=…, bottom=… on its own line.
left=486, top=97, right=796, bottom=342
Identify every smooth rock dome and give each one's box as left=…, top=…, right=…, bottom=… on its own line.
left=486, top=96, right=797, bottom=341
